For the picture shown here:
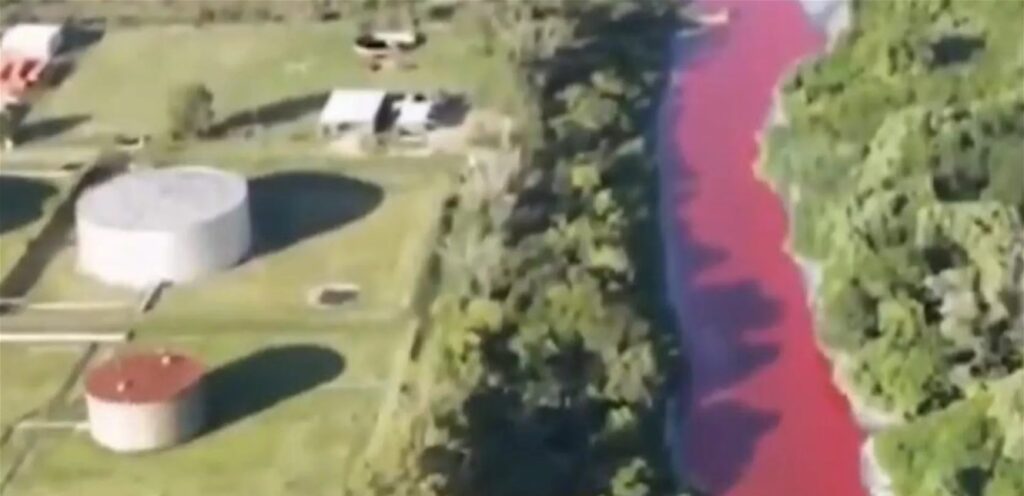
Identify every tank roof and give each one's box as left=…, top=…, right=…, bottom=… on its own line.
left=85, top=351, right=205, bottom=403
left=76, top=166, right=247, bottom=232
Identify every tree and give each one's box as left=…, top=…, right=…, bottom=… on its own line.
left=167, top=83, right=214, bottom=140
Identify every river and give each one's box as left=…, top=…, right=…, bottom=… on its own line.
left=660, top=0, right=864, bottom=494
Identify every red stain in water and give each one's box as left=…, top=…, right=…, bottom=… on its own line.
left=667, top=0, right=864, bottom=494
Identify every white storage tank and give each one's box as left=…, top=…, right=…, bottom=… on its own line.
left=0, top=23, right=64, bottom=60
left=84, top=350, right=206, bottom=453
left=75, top=166, right=251, bottom=289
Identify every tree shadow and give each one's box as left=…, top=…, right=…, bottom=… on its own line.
left=246, top=171, right=384, bottom=259
left=681, top=400, right=781, bottom=494
left=202, top=345, right=344, bottom=434
left=16, top=114, right=90, bottom=143
left=930, top=35, right=985, bottom=67
left=657, top=21, right=787, bottom=492
left=210, top=92, right=329, bottom=137
left=0, top=177, right=58, bottom=234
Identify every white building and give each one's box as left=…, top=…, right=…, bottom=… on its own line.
left=75, top=166, right=252, bottom=289
left=0, top=23, right=64, bottom=60
left=395, top=93, right=436, bottom=134
left=318, top=89, right=388, bottom=137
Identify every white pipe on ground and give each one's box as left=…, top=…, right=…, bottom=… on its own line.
left=0, top=332, right=131, bottom=344
left=21, top=301, right=132, bottom=311
left=15, top=420, right=89, bottom=432
left=0, top=169, right=75, bottom=179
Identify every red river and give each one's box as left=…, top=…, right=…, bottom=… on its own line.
left=662, top=0, right=864, bottom=494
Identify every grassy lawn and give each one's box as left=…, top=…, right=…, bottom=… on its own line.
left=139, top=152, right=455, bottom=334
left=1, top=17, right=489, bottom=493
left=0, top=345, right=87, bottom=433
left=27, top=21, right=518, bottom=143
left=2, top=319, right=416, bottom=494
left=13, top=152, right=454, bottom=336
left=7, top=387, right=379, bottom=496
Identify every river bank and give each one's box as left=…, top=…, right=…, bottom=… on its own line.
left=751, top=2, right=1024, bottom=495
left=658, top=0, right=864, bottom=494
left=761, top=2, right=900, bottom=495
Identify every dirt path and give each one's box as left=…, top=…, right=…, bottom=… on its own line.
left=660, top=0, right=863, bottom=494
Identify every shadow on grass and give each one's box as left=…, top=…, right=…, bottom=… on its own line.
left=56, top=24, right=105, bottom=56
left=247, top=171, right=384, bottom=259
left=0, top=177, right=59, bottom=234
left=210, top=92, right=329, bottom=137
left=203, top=345, right=344, bottom=434
left=16, top=114, right=90, bottom=144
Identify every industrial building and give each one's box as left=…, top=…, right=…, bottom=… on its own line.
left=318, top=88, right=439, bottom=139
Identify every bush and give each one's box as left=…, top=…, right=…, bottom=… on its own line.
left=166, top=82, right=215, bottom=140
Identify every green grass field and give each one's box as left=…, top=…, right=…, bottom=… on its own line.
left=1, top=17, right=487, bottom=493
left=0, top=345, right=87, bottom=433
left=2, top=323, right=415, bottom=495
left=1, top=151, right=452, bottom=494
left=142, top=153, right=455, bottom=334
left=8, top=152, right=455, bottom=334
left=27, top=21, right=518, bottom=143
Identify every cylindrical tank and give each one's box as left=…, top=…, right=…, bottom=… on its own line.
left=75, top=166, right=251, bottom=289
left=84, top=351, right=206, bottom=453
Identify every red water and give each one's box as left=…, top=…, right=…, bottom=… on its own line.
left=665, top=0, right=864, bottom=494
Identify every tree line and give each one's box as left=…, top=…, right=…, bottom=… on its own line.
left=344, top=1, right=696, bottom=495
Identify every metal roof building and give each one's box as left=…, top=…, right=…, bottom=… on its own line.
left=318, top=89, right=387, bottom=129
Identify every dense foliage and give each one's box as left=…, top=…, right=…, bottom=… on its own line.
left=166, top=82, right=215, bottom=140
left=764, top=0, right=1024, bottom=493
left=876, top=371, right=1024, bottom=496
left=347, top=1, right=688, bottom=495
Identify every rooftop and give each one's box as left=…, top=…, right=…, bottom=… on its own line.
left=319, top=89, right=387, bottom=125
left=85, top=351, right=206, bottom=404
left=76, top=166, right=248, bottom=231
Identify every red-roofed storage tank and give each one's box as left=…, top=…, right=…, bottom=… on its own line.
left=84, top=350, right=206, bottom=453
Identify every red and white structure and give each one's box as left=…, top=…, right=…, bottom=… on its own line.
left=0, top=23, right=63, bottom=103
left=84, top=350, right=207, bottom=453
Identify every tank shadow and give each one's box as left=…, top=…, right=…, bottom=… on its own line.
left=682, top=401, right=781, bottom=494
left=0, top=177, right=58, bottom=234
left=246, top=171, right=384, bottom=259
left=209, top=91, right=329, bottom=137
left=16, top=114, right=91, bottom=144
left=201, top=344, right=345, bottom=434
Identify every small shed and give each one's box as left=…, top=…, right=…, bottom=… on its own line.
left=0, top=24, right=64, bottom=60
left=395, top=93, right=436, bottom=134
left=318, top=89, right=388, bottom=137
